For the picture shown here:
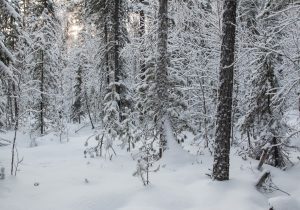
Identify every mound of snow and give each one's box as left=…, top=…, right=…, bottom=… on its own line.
left=269, top=196, right=300, bottom=210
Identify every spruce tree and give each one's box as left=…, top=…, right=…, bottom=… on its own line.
left=0, top=0, right=20, bottom=129
left=26, top=0, right=61, bottom=135
left=85, top=0, right=130, bottom=155
left=239, top=0, right=294, bottom=168
left=72, top=60, right=83, bottom=124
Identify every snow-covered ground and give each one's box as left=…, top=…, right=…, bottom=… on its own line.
left=0, top=124, right=299, bottom=210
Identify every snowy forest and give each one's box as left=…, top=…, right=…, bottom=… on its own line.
left=1, top=0, right=300, bottom=209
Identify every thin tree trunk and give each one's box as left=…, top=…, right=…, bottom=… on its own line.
left=40, top=50, right=44, bottom=135
left=199, top=79, right=209, bottom=147
left=114, top=0, right=120, bottom=86
left=104, top=1, right=109, bottom=87
left=272, top=137, right=280, bottom=167
left=11, top=126, right=16, bottom=175
left=247, top=130, right=252, bottom=150
left=12, top=83, right=18, bottom=124
left=212, top=0, right=237, bottom=181
left=84, top=91, right=95, bottom=129
left=299, top=97, right=300, bottom=117
left=139, top=0, right=146, bottom=78
left=11, top=79, right=19, bottom=176
left=139, top=0, right=145, bottom=37
left=257, top=148, right=269, bottom=170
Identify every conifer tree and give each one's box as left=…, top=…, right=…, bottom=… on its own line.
left=26, top=0, right=61, bottom=135
left=72, top=59, right=83, bottom=124
left=85, top=0, right=130, bottom=154
left=0, top=0, right=20, bottom=129
left=239, top=0, right=294, bottom=168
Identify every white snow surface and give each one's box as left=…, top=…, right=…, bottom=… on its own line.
left=269, top=196, right=300, bottom=210
left=0, top=123, right=300, bottom=210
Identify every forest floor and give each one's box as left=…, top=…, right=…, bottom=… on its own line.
left=0, top=122, right=300, bottom=210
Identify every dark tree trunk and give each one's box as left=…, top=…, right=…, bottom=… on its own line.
left=84, top=91, right=95, bottom=129
left=104, top=1, right=110, bottom=86
left=12, top=83, right=18, bottom=124
left=139, top=0, right=146, bottom=78
left=106, top=0, right=121, bottom=103
left=139, top=0, right=145, bottom=38
left=299, top=96, right=300, bottom=116
left=40, top=50, right=44, bottom=135
left=157, top=0, right=168, bottom=158
left=212, top=0, right=237, bottom=181
left=10, top=99, right=19, bottom=175
left=114, top=0, right=123, bottom=117
left=272, top=137, right=280, bottom=167
left=114, top=0, right=120, bottom=86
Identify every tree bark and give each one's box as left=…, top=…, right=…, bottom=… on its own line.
left=114, top=0, right=120, bottom=87
left=139, top=0, right=146, bottom=78
left=139, top=0, right=145, bottom=38
left=84, top=91, right=95, bottom=129
left=272, top=137, right=280, bottom=167
left=157, top=0, right=168, bottom=158
left=212, top=0, right=237, bottom=181
left=40, top=50, right=44, bottom=135
left=257, top=147, right=270, bottom=170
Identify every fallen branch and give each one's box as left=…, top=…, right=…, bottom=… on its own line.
left=0, top=138, right=11, bottom=146
left=75, top=123, right=91, bottom=134
left=0, top=138, right=11, bottom=143
left=256, top=171, right=291, bottom=196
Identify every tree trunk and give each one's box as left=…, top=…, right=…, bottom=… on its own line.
left=139, top=0, right=146, bottom=79
left=199, top=79, right=209, bottom=147
left=157, top=0, right=168, bottom=158
left=298, top=96, right=300, bottom=116
left=212, top=0, right=237, bottom=181
left=85, top=91, right=95, bottom=129
left=139, top=0, right=145, bottom=37
left=257, top=147, right=270, bottom=170
left=40, top=50, right=44, bottom=135
left=272, top=137, right=280, bottom=167
left=114, top=0, right=120, bottom=86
